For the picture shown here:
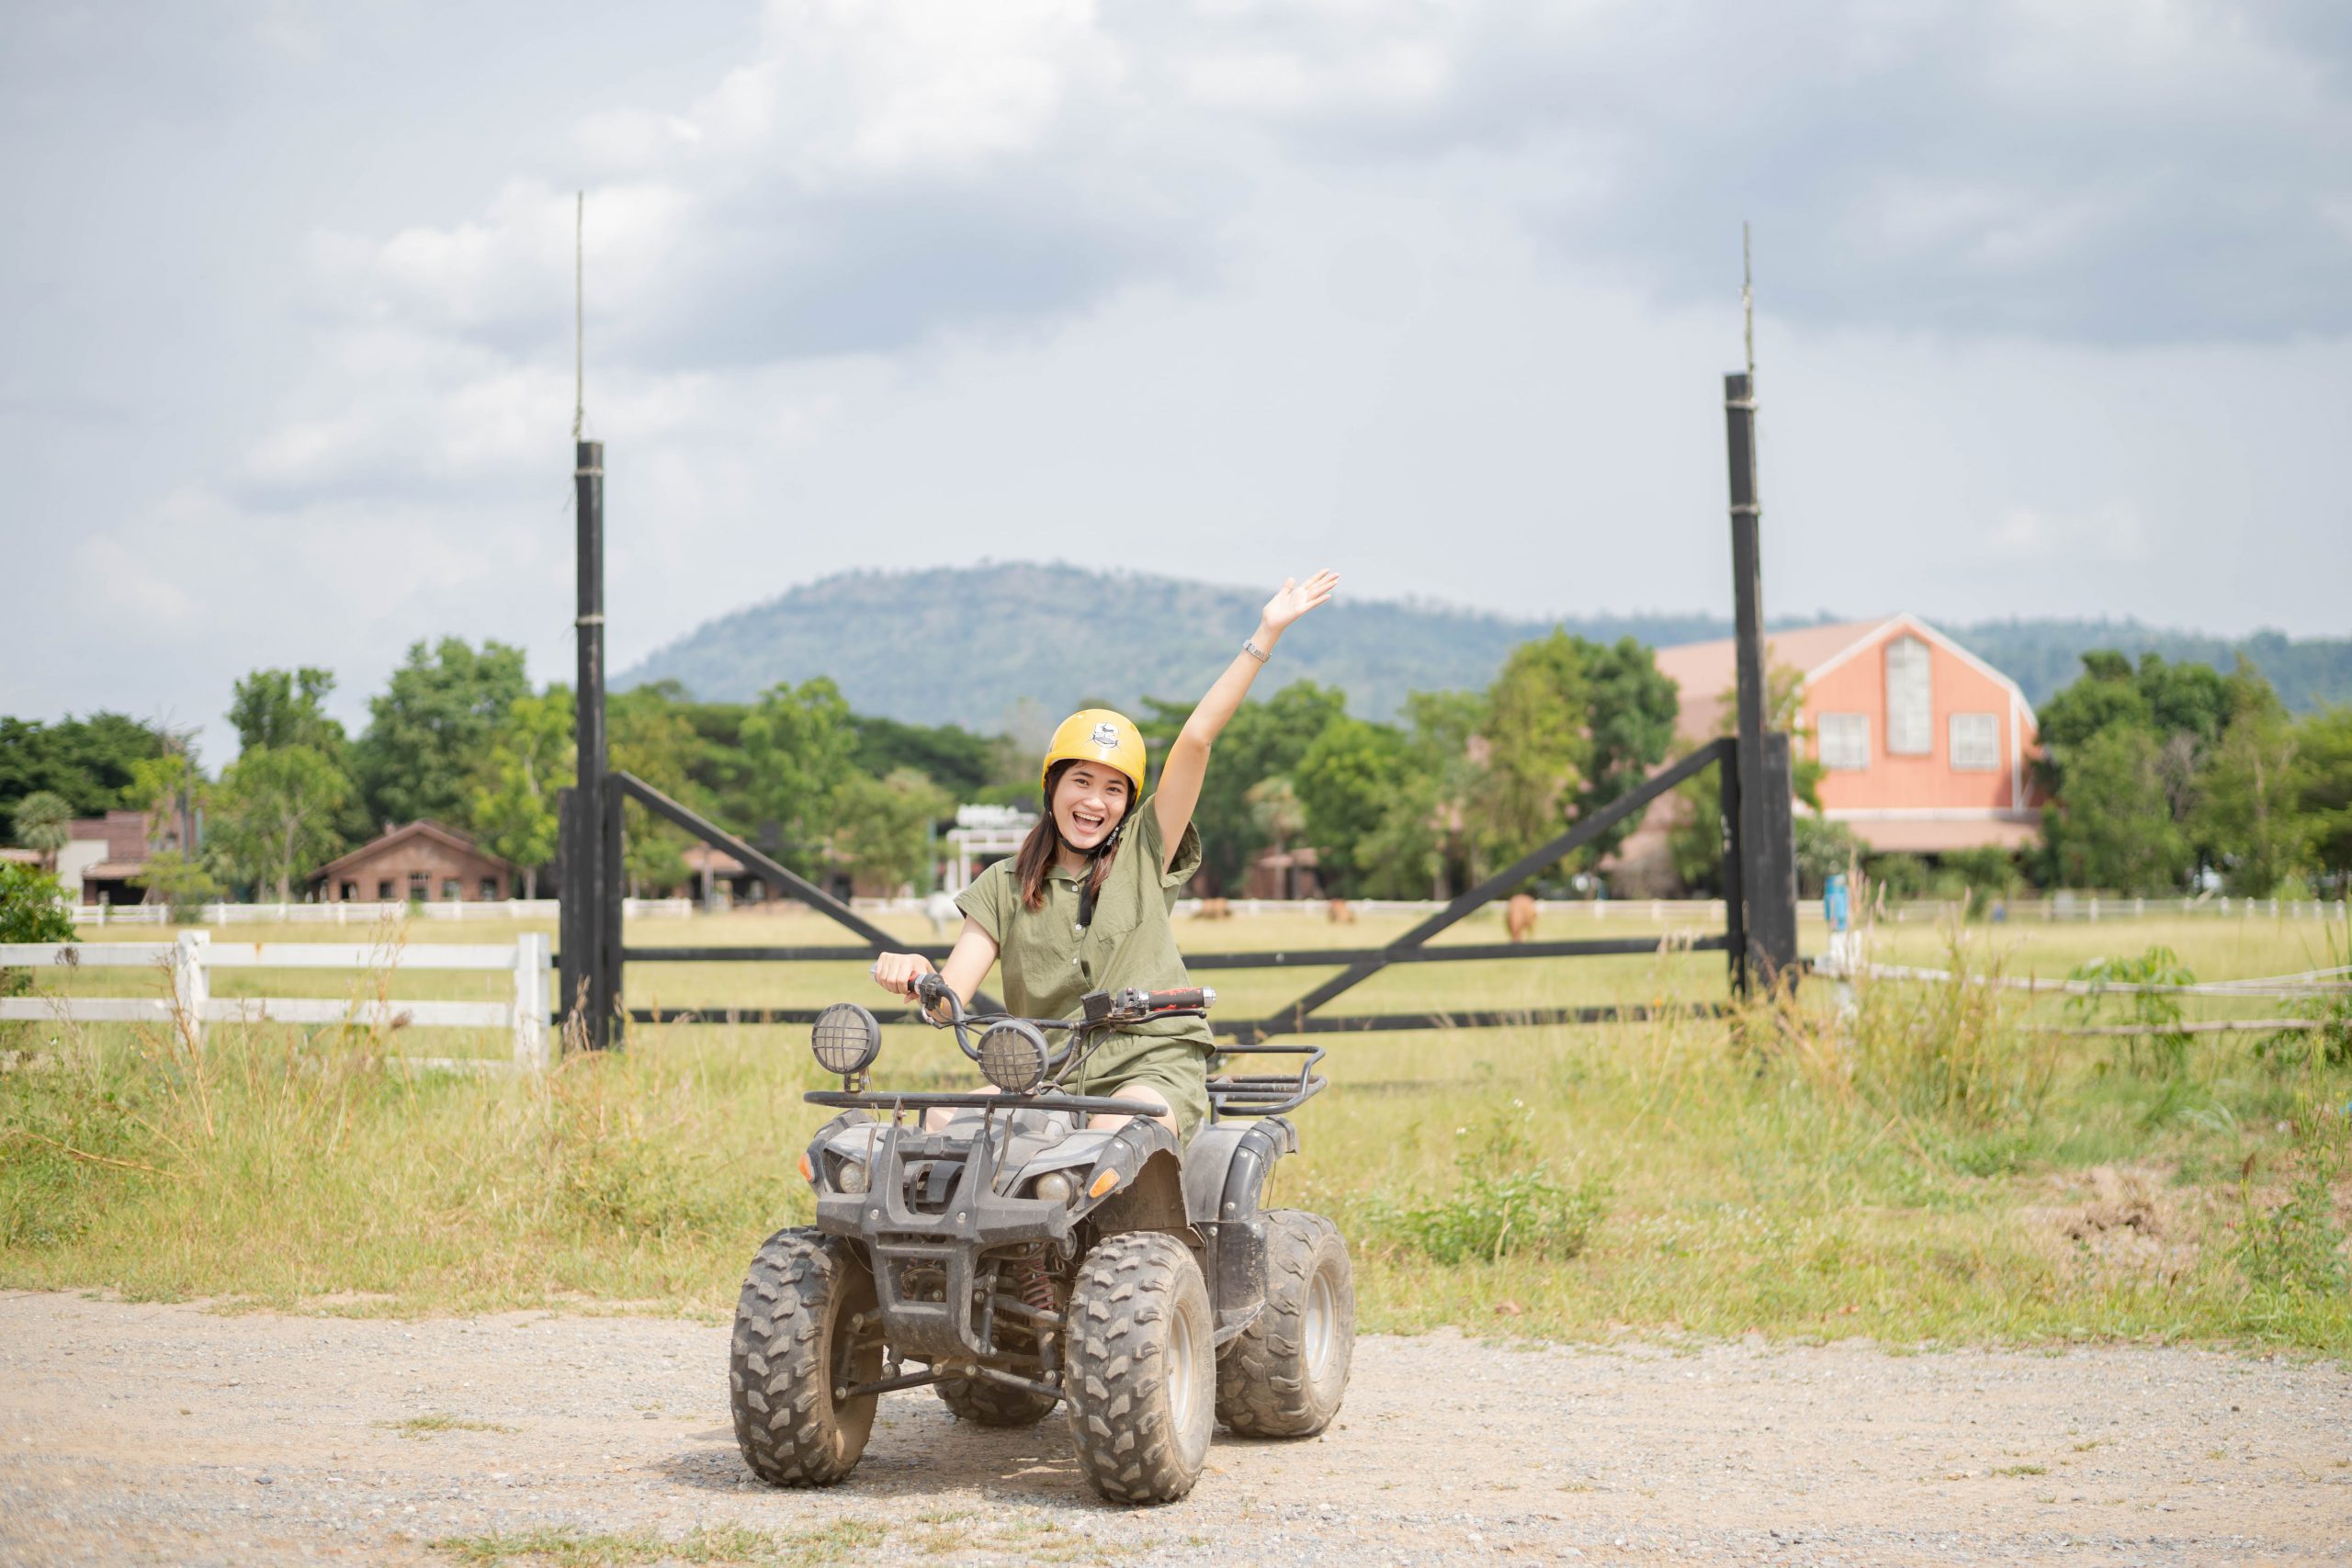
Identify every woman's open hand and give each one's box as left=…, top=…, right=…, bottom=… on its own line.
left=1261, top=570, right=1340, bottom=633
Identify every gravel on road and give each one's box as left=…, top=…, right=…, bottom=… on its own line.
left=1, top=1290, right=2345, bottom=1567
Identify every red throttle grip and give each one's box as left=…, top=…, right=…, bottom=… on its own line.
left=1146, top=987, right=1213, bottom=1010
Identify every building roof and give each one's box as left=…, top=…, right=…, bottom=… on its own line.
left=683, top=843, right=745, bottom=875
left=310, top=819, right=516, bottom=880
left=1653, top=615, right=2032, bottom=742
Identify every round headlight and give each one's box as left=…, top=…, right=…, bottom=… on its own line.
left=1033, top=1169, right=1075, bottom=1203
left=811, top=1003, right=881, bottom=1077
left=834, top=1157, right=869, bottom=1196
left=976, top=1020, right=1049, bottom=1094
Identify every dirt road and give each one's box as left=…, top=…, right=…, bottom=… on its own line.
left=1, top=1291, right=2344, bottom=1566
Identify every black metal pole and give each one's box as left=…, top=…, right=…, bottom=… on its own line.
left=571, top=438, right=612, bottom=1047
left=1723, top=373, right=1799, bottom=987
left=1717, top=746, right=1747, bottom=996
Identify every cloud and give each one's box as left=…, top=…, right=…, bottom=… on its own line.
left=1120, top=1, right=2352, bottom=344
left=1984, top=502, right=2147, bottom=565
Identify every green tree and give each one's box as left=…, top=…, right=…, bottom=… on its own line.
left=355, top=638, right=530, bottom=829
left=469, top=691, right=573, bottom=898
left=1350, top=692, right=1485, bottom=899
left=1136, top=681, right=1349, bottom=895
left=0, top=712, right=165, bottom=823
left=1792, top=815, right=1864, bottom=899
left=209, top=745, right=351, bottom=902
left=1293, top=716, right=1408, bottom=895
left=2193, top=673, right=2312, bottom=895
left=2297, top=705, right=2352, bottom=883
left=1572, top=637, right=1680, bottom=864
left=131, top=850, right=219, bottom=911
left=740, top=677, right=859, bottom=874
left=0, top=863, right=75, bottom=1013
left=851, top=715, right=994, bottom=799
left=2043, top=726, right=2191, bottom=894
left=830, top=768, right=954, bottom=894
left=611, top=685, right=705, bottom=896
left=1665, top=663, right=1814, bottom=897
left=1468, top=631, right=1592, bottom=874
left=229, top=667, right=346, bottom=753
left=230, top=666, right=366, bottom=840
left=8, top=790, right=73, bottom=873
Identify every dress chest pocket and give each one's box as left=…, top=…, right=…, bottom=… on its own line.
left=1083, top=886, right=1143, bottom=949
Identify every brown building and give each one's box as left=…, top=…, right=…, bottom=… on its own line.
left=58, top=808, right=185, bottom=906
left=311, top=821, right=521, bottom=904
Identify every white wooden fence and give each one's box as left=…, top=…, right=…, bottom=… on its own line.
left=0, top=933, right=549, bottom=1071
left=71, top=898, right=692, bottom=928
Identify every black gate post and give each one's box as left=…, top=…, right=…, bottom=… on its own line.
left=1717, top=747, right=1747, bottom=994
left=1724, top=373, right=1800, bottom=987
left=559, top=437, right=616, bottom=1048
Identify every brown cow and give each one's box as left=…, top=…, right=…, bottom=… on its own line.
left=1327, top=898, right=1356, bottom=924
left=1506, top=893, right=1538, bottom=943
left=1193, top=897, right=1233, bottom=919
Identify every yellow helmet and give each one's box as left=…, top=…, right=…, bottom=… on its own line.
left=1041, top=708, right=1147, bottom=799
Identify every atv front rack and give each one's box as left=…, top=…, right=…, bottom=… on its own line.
left=1205, top=1043, right=1327, bottom=1120
left=805, top=1089, right=1168, bottom=1119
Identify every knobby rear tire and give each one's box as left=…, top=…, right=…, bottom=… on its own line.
left=729, top=1227, right=882, bottom=1487
left=1215, top=1210, right=1353, bottom=1438
left=1064, top=1231, right=1216, bottom=1504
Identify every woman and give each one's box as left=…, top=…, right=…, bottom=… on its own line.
left=872, top=570, right=1340, bottom=1139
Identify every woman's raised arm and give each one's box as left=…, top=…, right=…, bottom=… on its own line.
left=1152, top=570, right=1339, bottom=868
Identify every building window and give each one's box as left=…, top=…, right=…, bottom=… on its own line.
left=408, top=872, right=429, bottom=902
left=1818, top=713, right=1871, bottom=771
left=1950, top=712, right=2000, bottom=771
left=480, top=876, right=499, bottom=901
left=1885, top=637, right=1933, bottom=755
left=339, top=881, right=356, bottom=901
left=378, top=878, right=395, bottom=900
left=441, top=878, right=460, bottom=901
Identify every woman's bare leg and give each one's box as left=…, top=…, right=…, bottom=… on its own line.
left=1088, top=1082, right=1177, bottom=1139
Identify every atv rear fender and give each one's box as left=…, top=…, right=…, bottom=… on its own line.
left=1181, top=1117, right=1298, bottom=1343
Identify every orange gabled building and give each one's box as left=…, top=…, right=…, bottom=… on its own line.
left=1650, top=614, right=2041, bottom=856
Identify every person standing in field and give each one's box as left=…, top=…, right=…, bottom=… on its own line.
left=871, top=570, right=1341, bottom=1139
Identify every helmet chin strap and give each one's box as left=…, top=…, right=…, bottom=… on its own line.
left=1075, top=818, right=1125, bottom=931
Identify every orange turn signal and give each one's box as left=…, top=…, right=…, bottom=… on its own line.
left=797, top=1151, right=816, bottom=1184
left=1087, top=1168, right=1120, bottom=1199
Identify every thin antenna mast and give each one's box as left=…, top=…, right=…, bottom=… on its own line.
left=572, top=190, right=585, bottom=443
left=1741, top=220, right=1755, bottom=385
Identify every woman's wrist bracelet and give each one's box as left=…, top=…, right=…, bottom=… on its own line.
left=1241, top=638, right=1271, bottom=664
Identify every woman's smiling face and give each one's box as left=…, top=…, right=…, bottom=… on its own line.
left=1052, top=761, right=1131, bottom=852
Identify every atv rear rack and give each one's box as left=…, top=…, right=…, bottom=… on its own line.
left=1205, top=1043, right=1327, bottom=1120
left=805, top=1089, right=1167, bottom=1118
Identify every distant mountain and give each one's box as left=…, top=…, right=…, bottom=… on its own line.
left=616, top=563, right=2352, bottom=728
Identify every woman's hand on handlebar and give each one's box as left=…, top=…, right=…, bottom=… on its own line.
left=871, top=952, right=933, bottom=1000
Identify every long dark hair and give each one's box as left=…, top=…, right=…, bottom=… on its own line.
left=1014, top=760, right=1125, bottom=912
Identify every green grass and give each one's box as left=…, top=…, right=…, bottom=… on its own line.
left=434, top=1520, right=883, bottom=1567
left=2, top=908, right=2346, bottom=1355
left=377, top=1413, right=519, bottom=1438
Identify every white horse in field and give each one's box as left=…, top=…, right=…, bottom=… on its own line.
left=924, top=888, right=959, bottom=937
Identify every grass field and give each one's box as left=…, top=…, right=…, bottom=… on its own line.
left=3, top=904, right=2346, bottom=1354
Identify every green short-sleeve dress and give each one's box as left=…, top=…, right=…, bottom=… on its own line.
left=955, top=794, right=1213, bottom=1137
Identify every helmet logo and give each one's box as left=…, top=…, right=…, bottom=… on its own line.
left=1090, top=722, right=1121, bottom=749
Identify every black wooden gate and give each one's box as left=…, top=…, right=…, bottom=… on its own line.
left=557, top=372, right=1800, bottom=1045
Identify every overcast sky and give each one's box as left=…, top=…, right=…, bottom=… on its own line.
left=5, top=0, right=2347, bottom=758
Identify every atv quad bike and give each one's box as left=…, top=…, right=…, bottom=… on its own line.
left=729, top=975, right=1352, bottom=1505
